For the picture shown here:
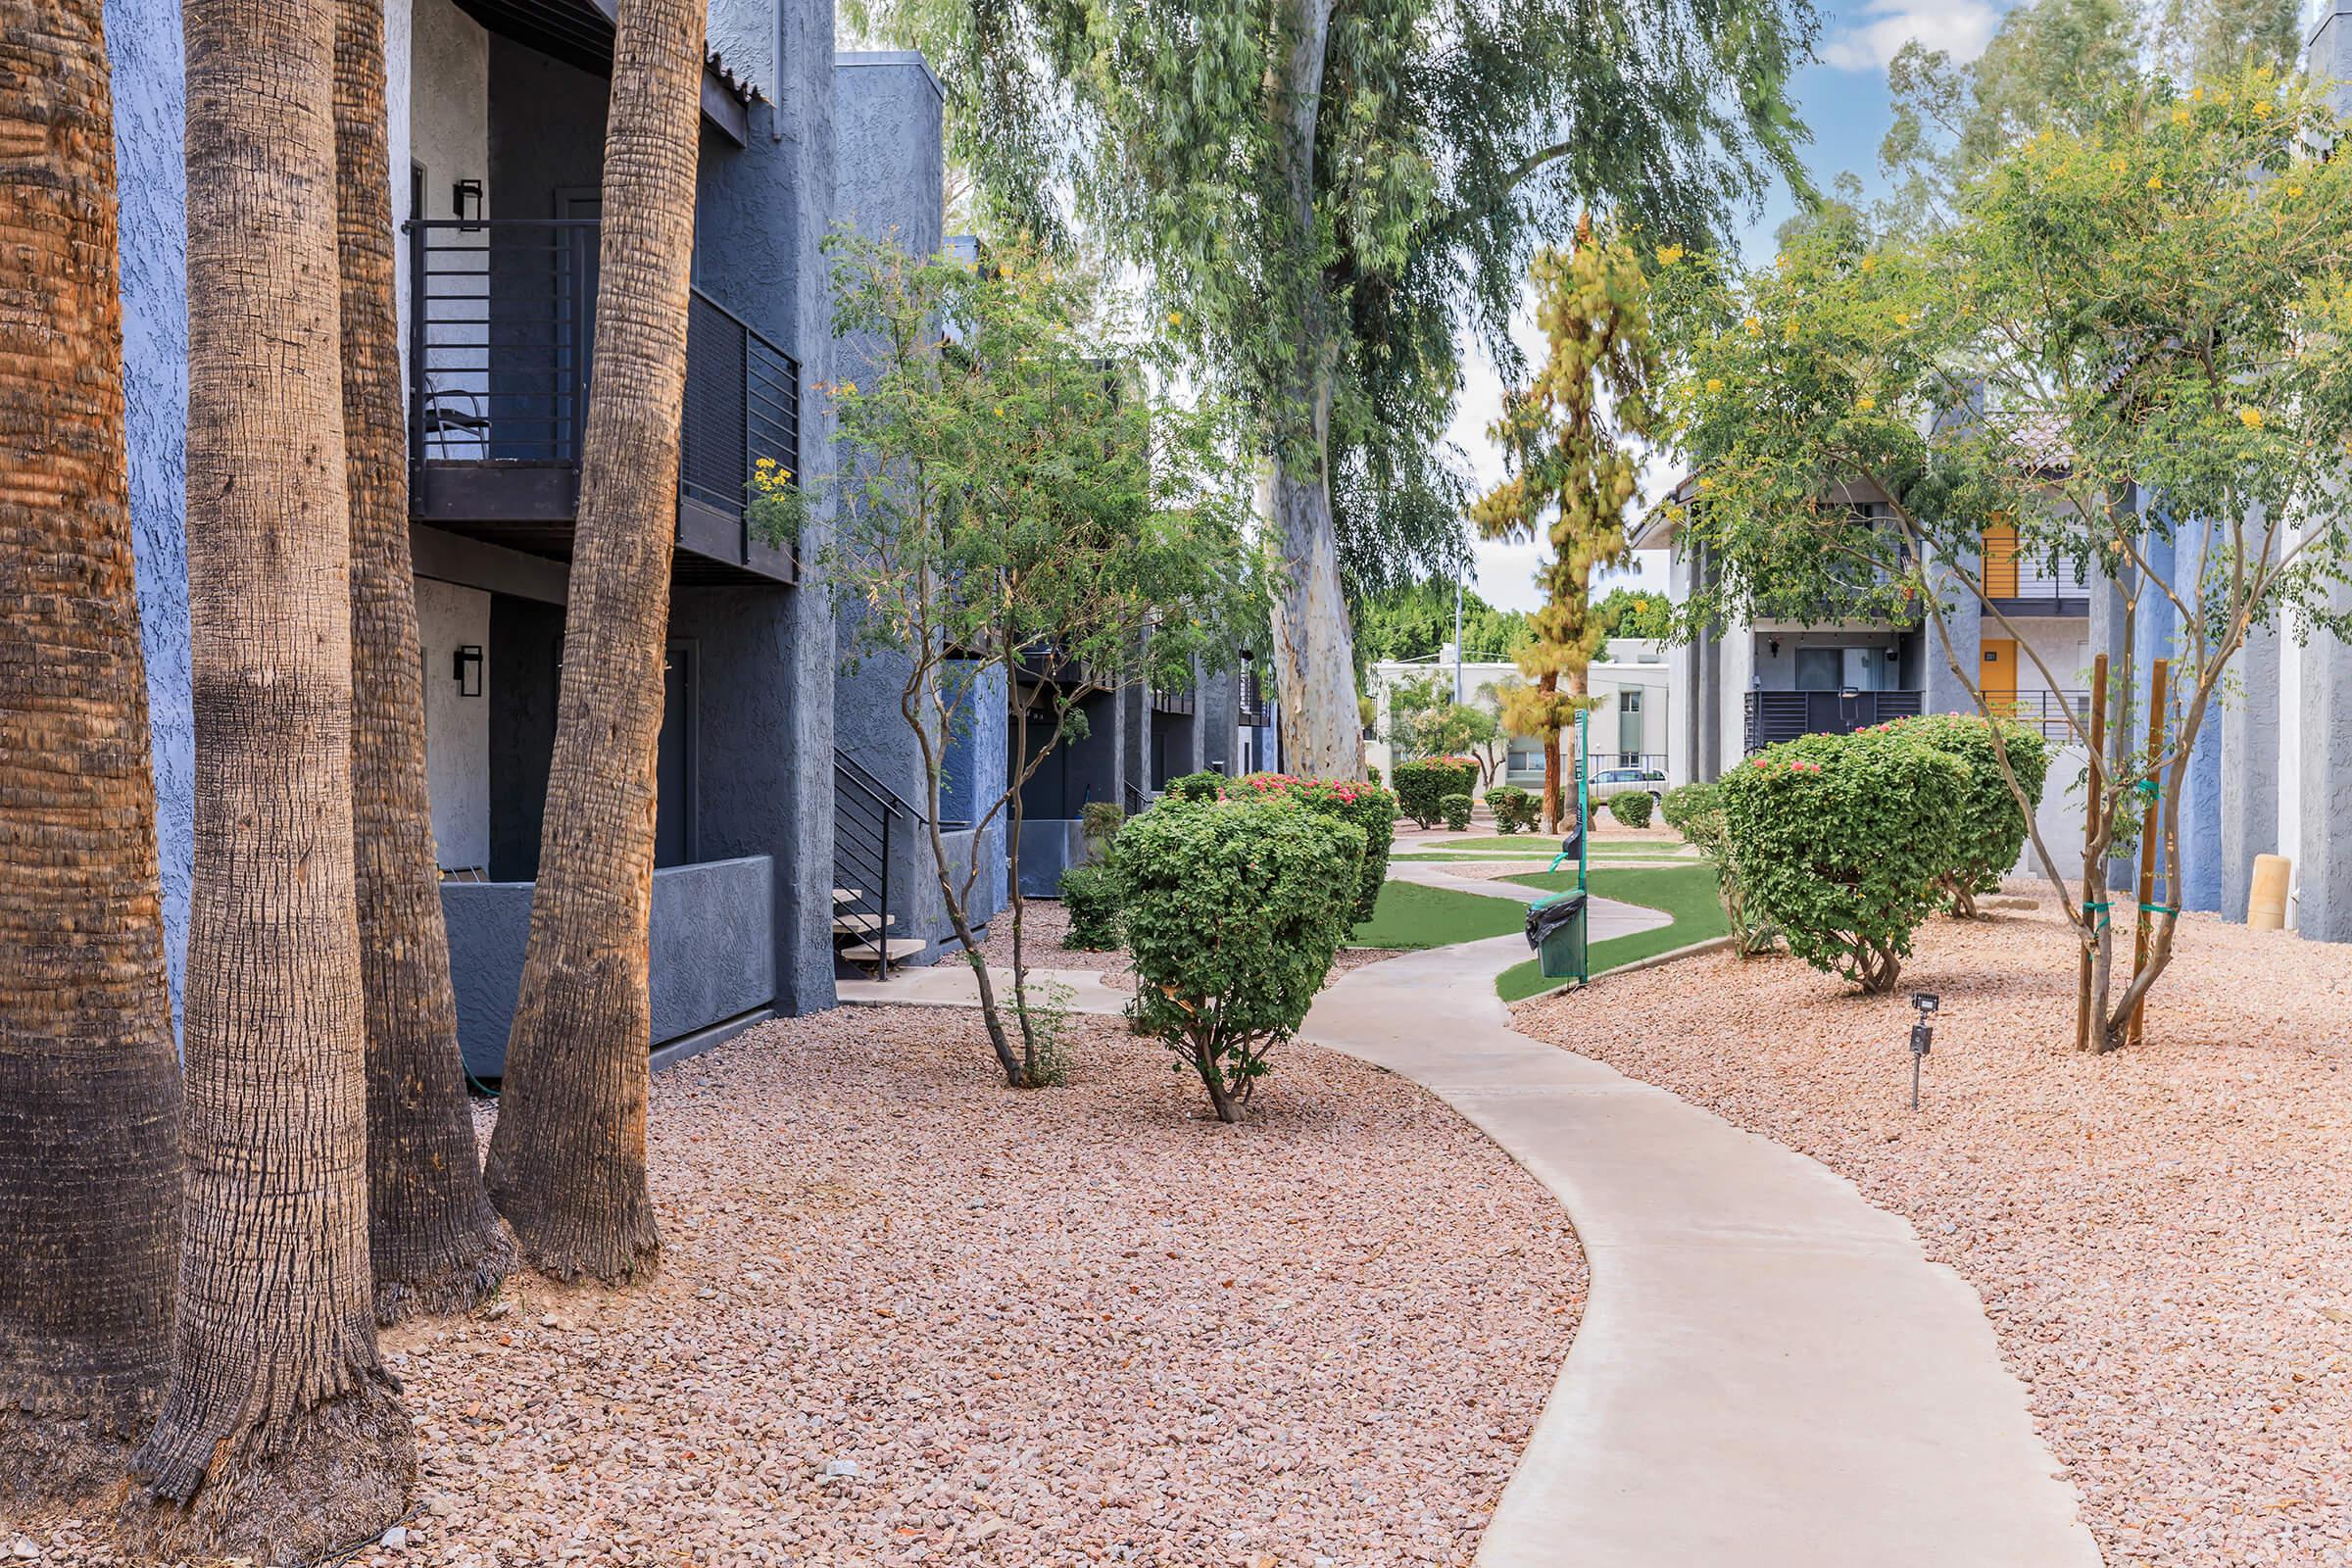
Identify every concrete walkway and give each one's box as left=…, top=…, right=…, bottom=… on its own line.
left=842, top=932, right=2101, bottom=1567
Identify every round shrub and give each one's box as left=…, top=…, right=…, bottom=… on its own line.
left=1439, top=792, right=1474, bottom=831
left=1658, top=782, right=1711, bottom=835
left=1608, top=790, right=1654, bottom=828
left=1079, top=800, right=1125, bottom=850
left=1485, top=786, right=1539, bottom=834
left=1058, top=862, right=1124, bottom=950
left=1874, top=713, right=2050, bottom=916
left=1114, top=796, right=1365, bottom=1122
left=1392, top=756, right=1480, bottom=828
left=1719, top=729, right=1967, bottom=992
left=1170, top=771, right=1395, bottom=921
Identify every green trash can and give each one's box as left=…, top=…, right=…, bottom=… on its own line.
left=1525, top=888, right=1589, bottom=984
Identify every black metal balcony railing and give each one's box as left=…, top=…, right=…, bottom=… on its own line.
left=405, top=218, right=799, bottom=576
left=1743, top=688, right=1925, bottom=752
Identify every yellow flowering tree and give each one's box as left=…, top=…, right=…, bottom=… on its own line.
left=1651, top=66, right=2352, bottom=1049
left=1472, top=218, right=1661, bottom=831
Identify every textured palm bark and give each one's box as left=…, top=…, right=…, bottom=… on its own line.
left=125, top=0, right=415, bottom=1555
left=0, top=0, right=185, bottom=1506
left=480, top=0, right=706, bottom=1285
left=334, top=0, right=514, bottom=1325
left=1260, top=0, right=1362, bottom=780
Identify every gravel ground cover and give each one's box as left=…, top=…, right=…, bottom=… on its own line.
left=1516, top=903, right=2352, bottom=1568
left=10, top=1004, right=1582, bottom=1567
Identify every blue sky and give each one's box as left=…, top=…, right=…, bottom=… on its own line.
left=1459, top=2, right=2012, bottom=612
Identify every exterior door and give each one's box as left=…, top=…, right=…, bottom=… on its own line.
left=1981, top=638, right=2018, bottom=715
left=1983, top=520, right=2020, bottom=598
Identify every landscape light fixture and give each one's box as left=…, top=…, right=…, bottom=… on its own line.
left=1908, top=992, right=1938, bottom=1110
left=453, top=644, right=483, bottom=699
left=453, top=178, right=483, bottom=229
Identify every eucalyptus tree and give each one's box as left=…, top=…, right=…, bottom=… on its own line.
left=0, top=0, right=183, bottom=1504
left=865, top=0, right=1817, bottom=777
left=129, top=0, right=414, bottom=1553
left=483, top=0, right=708, bottom=1285
left=1652, top=69, right=2352, bottom=1051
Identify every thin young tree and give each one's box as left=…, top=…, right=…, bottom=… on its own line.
left=481, top=0, right=707, bottom=1283
left=127, top=0, right=414, bottom=1553
left=1652, top=68, right=2352, bottom=1050
left=815, top=236, right=1257, bottom=1083
left=334, top=0, right=514, bottom=1323
left=1472, top=221, right=1662, bottom=830
left=0, top=0, right=184, bottom=1504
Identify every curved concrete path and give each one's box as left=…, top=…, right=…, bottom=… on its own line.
left=843, top=929, right=2100, bottom=1567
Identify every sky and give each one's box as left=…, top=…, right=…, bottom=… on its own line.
left=1455, top=3, right=2014, bottom=612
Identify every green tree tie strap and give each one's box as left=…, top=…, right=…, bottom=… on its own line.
left=2082, top=900, right=2110, bottom=933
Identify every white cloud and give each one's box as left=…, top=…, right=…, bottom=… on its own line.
left=1819, top=1, right=1999, bottom=72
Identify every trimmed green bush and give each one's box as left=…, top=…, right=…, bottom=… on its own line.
left=1115, top=796, right=1365, bottom=1122
left=1392, top=756, right=1480, bottom=828
left=1439, top=792, right=1473, bottom=831
left=1608, top=790, right=1654, bottom=828
left=1058, top=862, right=1124, bottom=950
left=1366, top=764, right=1382, bottom=787
left=1233, top=773, right=1394, bottom=921
left=1720, top=729, right=1967, bottom=992
left=1486, top=786, right=1540, bottom=834
left=1873, top=713, right=2050, bottom=916
left=1161, top=770, right=1227, bottom=804
left=1658, top=782, right=1712, bottom=835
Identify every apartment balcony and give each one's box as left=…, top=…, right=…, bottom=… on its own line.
left=1743, top=688, right=1925, bottom=752
left=405, top=218, right=800, bottom=586
left=1982, top=530, right=2090, bottom=617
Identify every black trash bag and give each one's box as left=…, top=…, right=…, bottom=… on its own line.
left=1525, top=890, right=1587, bottom=950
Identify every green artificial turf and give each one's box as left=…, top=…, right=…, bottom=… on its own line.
left=1411, top=835, right=1692, bottom=855
left=1346, top=880, right=1531, bottom=950
left=1493, top=862, right=1731, bottom=1002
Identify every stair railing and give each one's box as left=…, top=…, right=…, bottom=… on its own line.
left=834, top=754, right=922, bottom=979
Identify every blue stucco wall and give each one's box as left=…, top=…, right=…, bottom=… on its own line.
left=107, top=0, right=192, bottom=1012
left=442, top=856, right=776, bottom=1077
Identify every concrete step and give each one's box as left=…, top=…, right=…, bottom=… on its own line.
left=832, top=913, right=900, bottom=936
left=833, top=886, right=864, bottom=906
left=838, top=937, right=927, bottom=967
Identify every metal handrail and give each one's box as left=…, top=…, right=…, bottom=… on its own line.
left=833, top=755, right=922, bottom=981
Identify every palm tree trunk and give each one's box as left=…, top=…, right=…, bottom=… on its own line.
left=481, top=0, right=707, bottom=1285
left=127, top=0, right=414, bottom=1554
left=333, top=0, right=514, bottom=1324
left=0, top=0, right=184, bottom=1505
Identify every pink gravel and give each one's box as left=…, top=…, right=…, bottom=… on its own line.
left=1516, top=901, right=2352, bottom=1568
left=10, top=1004, right=1582, bottom=1566
left=975, top=901, right=1133, bottom=981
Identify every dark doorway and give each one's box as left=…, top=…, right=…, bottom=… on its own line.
left=656, top=641, right=695, bottom=868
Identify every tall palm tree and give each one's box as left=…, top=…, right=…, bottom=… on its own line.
left=480, top=0, right=708, bottom=1285
left=0, top=0, right=184, bottom=1505
left=334, top=0, right=514, bottom=1323
left=128, top=0, right=414, bottom=1554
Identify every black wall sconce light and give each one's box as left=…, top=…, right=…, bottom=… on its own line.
left=453, top=644, right=483, bottom=699
left=1767, top=637, right=1781, bottom=657
left=453, top=178, right=483, bottom=229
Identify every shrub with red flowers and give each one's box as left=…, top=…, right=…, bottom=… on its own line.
left=1151, top=770, right=1394, bottom=920
left=1719, top=728, right=1966, bottom=993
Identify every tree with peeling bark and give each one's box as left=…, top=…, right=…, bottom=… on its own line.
left=333, top=0, right=514, bottom=1324
left=1472, top=222, right=1661, bottom=832
left=857, top=0, right=1817, bottom=779
left=126, top=0, right=415, bottom=1555
left=0, top=0, right=184, bottom=1506
left=810, top=235, right=1259, bottom=1086
left=1651, top=68, right=2352, bottom=1051
left=481, top=0, right=707, bottom=1284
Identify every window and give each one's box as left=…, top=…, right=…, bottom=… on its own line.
left=1619, top=689, right=1642, bottom=713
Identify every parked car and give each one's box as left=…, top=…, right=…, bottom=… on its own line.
left=1589, top=765, right=1667, bottom=804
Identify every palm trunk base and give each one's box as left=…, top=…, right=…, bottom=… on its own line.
left=0, top=1409, right=147, bottom=1512
left=122, top=1371, right=413, bottom=1567
left=372, top=1217, right=517, bottom=1326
